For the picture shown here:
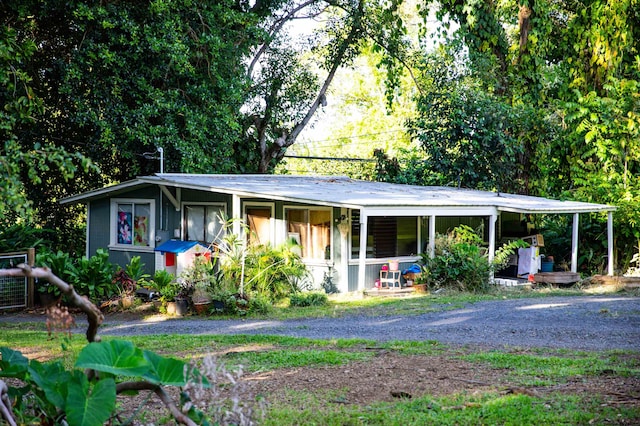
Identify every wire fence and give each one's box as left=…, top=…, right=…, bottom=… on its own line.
left=0, top=253, right=28, bottom=310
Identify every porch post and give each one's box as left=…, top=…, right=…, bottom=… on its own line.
left=488, top=211, right=498, bottom=282
left=429, top=215, right=436, bottom=258
left=488, top=212, right=498, bottom=263
left=357, top=210, right=368, bottom=291
left=232, top=194, right=241, bottom=236
left=571, top=213, right=579, bottom=273
left=607, top=211, right=614, bottom=276
left=340, top=208, right=350, bottom=293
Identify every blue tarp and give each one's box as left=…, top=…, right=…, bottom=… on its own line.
left=402, top=264, right=422, bottom=275
left=155, top=240, right=208, bottom=254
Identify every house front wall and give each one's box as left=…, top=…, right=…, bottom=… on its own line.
left=86, top=186, right=537, bottom=292
left=86, top=185, right=345, bottom=290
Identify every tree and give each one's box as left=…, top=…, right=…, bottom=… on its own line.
left=2, top=0, right=414, bottom=246
left=0, top=23, right=92, bottom=231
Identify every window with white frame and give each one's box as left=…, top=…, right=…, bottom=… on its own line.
left=350, top=212, right=418, bottom=259
left=285, top=207, right=331, bottom=260
left=184, top=204, right=226, bottom=244
left=245, top=204, right=273, bottom=246
left=111, top=199, right=155, bottom=249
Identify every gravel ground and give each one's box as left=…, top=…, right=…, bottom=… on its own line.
left=3, top=295, right=639, bottom=352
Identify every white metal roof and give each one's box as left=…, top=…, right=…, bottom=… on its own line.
left=61, top=173, right=615, bottom=214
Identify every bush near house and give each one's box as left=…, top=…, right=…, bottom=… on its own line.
left=34, top=229, right=315, bottom=314
left=175, top=236, right=312, bottom=315
left=417, top=225, right=526, bottom=293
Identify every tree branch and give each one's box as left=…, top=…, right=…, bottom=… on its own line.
left=0, top=265, right=104, bottom=342
left=247, top=0, right=321, bottom=80
left=258, top=2, right=365, bottom=172
left=0, top=380, right=17, bottom=426
left=117, top=381, right=198, bottom=426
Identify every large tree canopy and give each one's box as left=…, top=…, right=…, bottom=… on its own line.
left=399, top=0, right=639, bottom=270
left=1, top=0, right=410, bottom=250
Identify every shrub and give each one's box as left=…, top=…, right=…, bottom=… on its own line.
left=36, top=248, right=117, bottom=303
left=418, top=225, right=526, bottom=293
left=248, top=293, right=272, bottom=314
left=67, top=249, right=116, bottom=302
left=36, top=250, right=75, bottom=298
left=223, top=237, right=310, bottom=302
left=289, top=291, right=329, bottom=307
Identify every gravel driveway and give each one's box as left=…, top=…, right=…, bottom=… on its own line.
left=91, top=295, right=640, bottom=352
left=2, top=295, right=639, bottom=352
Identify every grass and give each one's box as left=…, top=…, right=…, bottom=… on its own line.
left=263, top=391, right=640, bottom=425
left=462, top=350, right=640, bottom=386
left=2, top=328, right=638, bottom=424
left=1, top=288, right=638, bottom=424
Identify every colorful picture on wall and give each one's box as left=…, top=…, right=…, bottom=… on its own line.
left=118, top=211, right=132, bottom=244
left=134, top=215, right=148, bottom=246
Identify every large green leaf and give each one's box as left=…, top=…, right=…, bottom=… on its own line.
left=0, top=347, right=29, bottom=378
left=75, top=340, right=151, bottom=378
left=66, top=372, right=116, bottom=426
left=28, top=360, right=70, bottom=410
left=143, top=350, right=207, bottom=387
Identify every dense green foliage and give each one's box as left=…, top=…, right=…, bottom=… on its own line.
left=0, top=341, right=209, bottom=425
left=375, top=0, right=640, bottom=274
left=2, top=0, right=639, bottom=275
left=417, top=225, right=527, bottom=292
left=1, top=0, right=410, bottom=254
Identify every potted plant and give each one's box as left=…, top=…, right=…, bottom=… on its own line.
left=112, top=268, right=137, bottom=309
left=191, top=281, right=212, bottom=314
left=159, top=281, right=190, bottom=316
left=178, top=255, right=213, bottom=315
left=36, top=249, right=72, bottom=307
left=149, top=270, right=174, bottom=308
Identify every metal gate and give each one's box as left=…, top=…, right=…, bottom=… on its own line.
left=0, top=253, right=28, bottom=310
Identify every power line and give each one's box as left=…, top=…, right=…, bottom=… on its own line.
left=284, top=154, right=376, bottom=162
left=296, top=128, right=407, bottom=145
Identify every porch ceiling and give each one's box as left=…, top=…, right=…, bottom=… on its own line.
left=61, top=173, right=615, bottom=215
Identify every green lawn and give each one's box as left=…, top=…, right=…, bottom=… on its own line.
left=1, top=288, right=639, bottom=425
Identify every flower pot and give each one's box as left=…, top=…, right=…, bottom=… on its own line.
left=193, top=301, right=211, bottom=315
left=166, top=298, right=189, bottom=316
left=120, top=295, right=135, bottom=309
left=212, top=300, right=225, bottom=313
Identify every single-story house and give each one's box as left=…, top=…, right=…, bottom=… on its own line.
left=61, top=174, right=616, bottom=292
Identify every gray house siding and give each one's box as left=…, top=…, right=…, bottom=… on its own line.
left=87, top=198, right=110, bottom=257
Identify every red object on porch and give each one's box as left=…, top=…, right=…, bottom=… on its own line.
left=165, top=252, right=176, bottom=267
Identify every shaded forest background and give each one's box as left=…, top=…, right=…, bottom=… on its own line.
left=1, top=0, right=638, bottom=274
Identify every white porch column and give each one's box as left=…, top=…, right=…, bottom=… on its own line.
left=340, top=208, right=350, bottom=293
left=607, top=211, right=614, bottom=276
left=429, top=215, right=436, bottom=258
left=488, top=212, right=498, bottom=263
left=232, top=194, right=241, bottom=236
left=357, top=210, right=369, bottom=291
left=571, top=213, right=579, bottom=273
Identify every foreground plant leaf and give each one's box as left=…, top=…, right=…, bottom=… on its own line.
left=0, top=347, right=29, bottom=378
left=75, top=340, right=151, bottom=377
left=66, top=371, right=115, bottom=426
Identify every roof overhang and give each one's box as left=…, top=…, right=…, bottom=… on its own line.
left=60, top=174, right=616, bottom=215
